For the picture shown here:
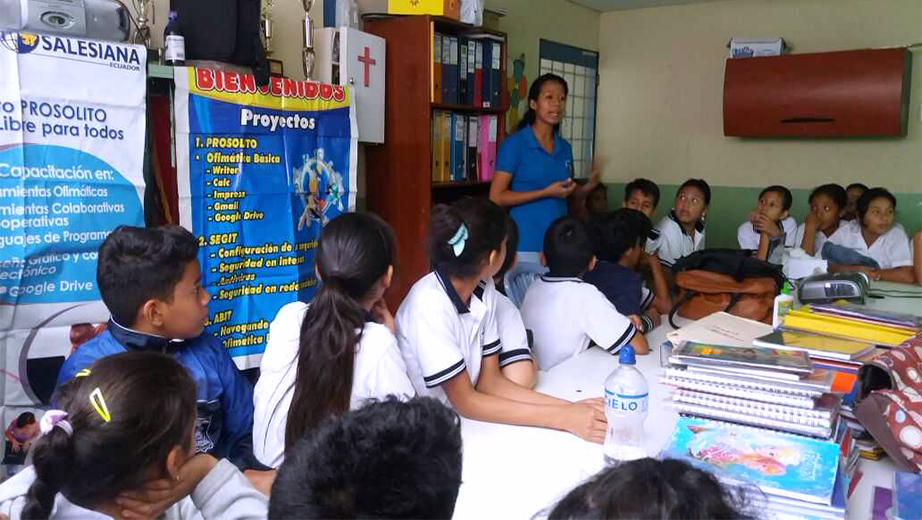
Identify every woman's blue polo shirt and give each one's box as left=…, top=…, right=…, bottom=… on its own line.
left=496, top=126, right=574, bottom=252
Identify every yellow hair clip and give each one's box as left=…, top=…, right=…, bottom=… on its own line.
left=89, top=387, right=111, bottom=423
left=75, top=369, right=91, bottom=378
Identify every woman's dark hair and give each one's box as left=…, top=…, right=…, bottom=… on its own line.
left=517, top=73, right=569, bottom=132
left=15, top=412, right=36, bottom=428
left=809, top=183, right=847, bottom=210
left=429, top=198, right=507, bottom=280
left=847, top=182, right=869, bottom=193
left=856, top=187, right=897, bottom=224
left=285, top=213, right=397, bottom=450
left=547, top=458, right=752, bottom=520
left=23, top=352, right=196, bottom=520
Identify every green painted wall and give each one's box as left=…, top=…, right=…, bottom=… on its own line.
left=604, top=183, right=922, bottom=249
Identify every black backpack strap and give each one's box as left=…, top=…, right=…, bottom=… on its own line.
left=669, top=291, right=697, bottom=329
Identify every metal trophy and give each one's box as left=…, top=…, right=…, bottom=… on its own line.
left=302, top=0, right=315, bottom=79
left=131, top=0, right=153, bottom=48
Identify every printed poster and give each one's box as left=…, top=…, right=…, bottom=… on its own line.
left=174, top=67, right=357, bottom=370
left=0, top=32, right=147, bottom=474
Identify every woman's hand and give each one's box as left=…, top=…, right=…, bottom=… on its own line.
left=544, top=179, right=577, bottom=199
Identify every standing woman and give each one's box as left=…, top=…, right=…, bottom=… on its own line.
left=490, top=74, right=600, bottom=258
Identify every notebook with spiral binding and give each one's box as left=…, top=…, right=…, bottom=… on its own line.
left=670, top=388, right=840, bottom=423
left=661, top=370, right=819, bottom=409
left=666, top=399, right=837, bottom=439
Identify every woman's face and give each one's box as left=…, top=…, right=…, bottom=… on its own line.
left=529, top=81, right=566, bottom=127
left=861, top=196, right=894, bottom=237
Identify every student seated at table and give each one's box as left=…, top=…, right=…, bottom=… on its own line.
left=827, top=187, right=913, bottom=283
left=252, top=213, right=415, bottom=469
left=520, top=216, right=648, bottom=371
left=584, top=208, right=661, bottom=334
left=737, top=185, right=797, bottom=262
left=547, top=457, right=751, bottom=520
left=268, top=397, right=462, bottom=520
left=54, top=225, right=259, bottom=471
left=655, top=178, right=710, bottom=272
left=396, top=197, right=607, bottom=443
left=794, top=183, right=847, bottom=257
left=621, top=178, right=671, bottom=314
left=491, top=216, right=537, bottom=388
left=843, top=182, right=868, bottom=221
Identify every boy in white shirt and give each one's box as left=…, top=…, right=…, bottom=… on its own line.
left=622, top=178, right=671, bottom=314
left=521, top=216, right=648, bottom=371
left=827, top=187, right=914, bottom=283
left=737, top=185, right=796, bottom=262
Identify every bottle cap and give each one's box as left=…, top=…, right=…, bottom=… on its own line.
left=619, top=345, right=636, bottom=365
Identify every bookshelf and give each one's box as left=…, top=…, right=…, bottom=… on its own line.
left=364, top=15, right=509, bottom=306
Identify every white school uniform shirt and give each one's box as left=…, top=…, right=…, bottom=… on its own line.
left=827, top=220, right=912, bottom=270
left=253, top=301, right=415, bottom=468
left=794, top=222, right=833, bottom=256
left=644, top=227, right=663, bottom=255
left=520, top=275, right=637, bottom=371
left=0, top=459, right=267, bottom=520
left=737, top=216, right=797, bottom=250
left=396, top=270, right=502, bottom=405
left=655, top=211, right=706, bottom=268
left=494, top=292, right=534, bottom=368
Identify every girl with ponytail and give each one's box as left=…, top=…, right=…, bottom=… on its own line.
left=395, top=197, right=608, bottom=443
left=253, top=213, right=414, bottom=468
left=490, top=73, right=602, bottom=259
left=0, top=352, right=267, bottom=519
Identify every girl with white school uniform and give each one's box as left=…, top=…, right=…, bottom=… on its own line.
left=827, top=187, right=914, bottom=284
left=0, top=352, right=267, bottom=520
left=253, top=213, right=414, bottom=468
left=396, top=197, right=607, bottom=443
left=794, top=183, right=847, bottom=257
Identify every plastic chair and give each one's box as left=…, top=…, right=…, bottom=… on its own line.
left=503, top=261, right=548, bottom=309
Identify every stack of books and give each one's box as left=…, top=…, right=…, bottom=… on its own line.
left=662, top=416, right=848, bottom=519
left=663, top=341, right=841, bottom=439
left=781, top=304, right=919, bottom=347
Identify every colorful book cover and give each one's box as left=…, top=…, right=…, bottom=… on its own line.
left=894, top=471, right=922, bottom=520
left=672, top=341, right=812, bottom=374
left=753, top=330, right=875, bottom=361
left=661, top=417, right=840, bottom=505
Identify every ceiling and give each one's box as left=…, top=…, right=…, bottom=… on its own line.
left=566, top=0, right=760, bottom=12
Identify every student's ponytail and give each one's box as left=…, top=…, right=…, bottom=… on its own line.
left=22, top=427, right=74, bottom=519
left=285, top=213, right=396, bottom=450
left=516, top=73, right=568, bottom=133
left=430, top=198, right=507, bottom=280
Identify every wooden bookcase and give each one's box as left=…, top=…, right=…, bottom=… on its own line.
left=364, top=15, right=509, bottom=306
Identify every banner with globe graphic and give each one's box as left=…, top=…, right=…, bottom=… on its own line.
left=174, top=67, right=357, bottom=370
left=0, top=31, right=147, bottom=471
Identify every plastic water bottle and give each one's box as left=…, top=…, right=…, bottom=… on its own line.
left=603, top=345, right=649, bottom=464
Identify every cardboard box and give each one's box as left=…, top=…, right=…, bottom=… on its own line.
left=387, top=0, right=459, bottom=19
left=729, top=38, right=786, bottom=58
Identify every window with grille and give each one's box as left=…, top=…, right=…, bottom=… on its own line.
left=538, top=39, right=599, bottom=179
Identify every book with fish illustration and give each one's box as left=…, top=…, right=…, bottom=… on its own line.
left=661, top=416, right=840, bottom=505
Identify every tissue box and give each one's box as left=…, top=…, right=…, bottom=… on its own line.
left=729, top=38, right=785, bottom=58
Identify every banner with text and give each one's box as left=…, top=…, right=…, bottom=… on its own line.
left=174, top=67, right=357, bottom=370
left=0, top=31, right=147, bottom=467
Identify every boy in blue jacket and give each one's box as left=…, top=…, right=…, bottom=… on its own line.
left=55, top=225, right=258, bottom=471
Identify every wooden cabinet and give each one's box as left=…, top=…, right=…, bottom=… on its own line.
left=723, top=48, right=912, bottom=137
left=364, top=15, right=508, bottom=306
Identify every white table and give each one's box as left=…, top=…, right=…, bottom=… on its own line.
left=452, top=286, right=918, bottom=520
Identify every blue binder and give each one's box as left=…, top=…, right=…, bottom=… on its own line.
left=490, top=42, right=502, bottom=108
left=449, top=113, right=464, bottom=181
left=481, top=41, right=492, bottom=108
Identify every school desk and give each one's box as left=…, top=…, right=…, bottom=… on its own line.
left=452, top=280, right=921, bottom=519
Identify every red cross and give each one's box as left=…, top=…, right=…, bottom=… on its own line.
left=357, top=46, right=376, bottom=88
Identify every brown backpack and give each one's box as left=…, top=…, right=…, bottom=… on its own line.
left=670, top=270, right=778, bottom=327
